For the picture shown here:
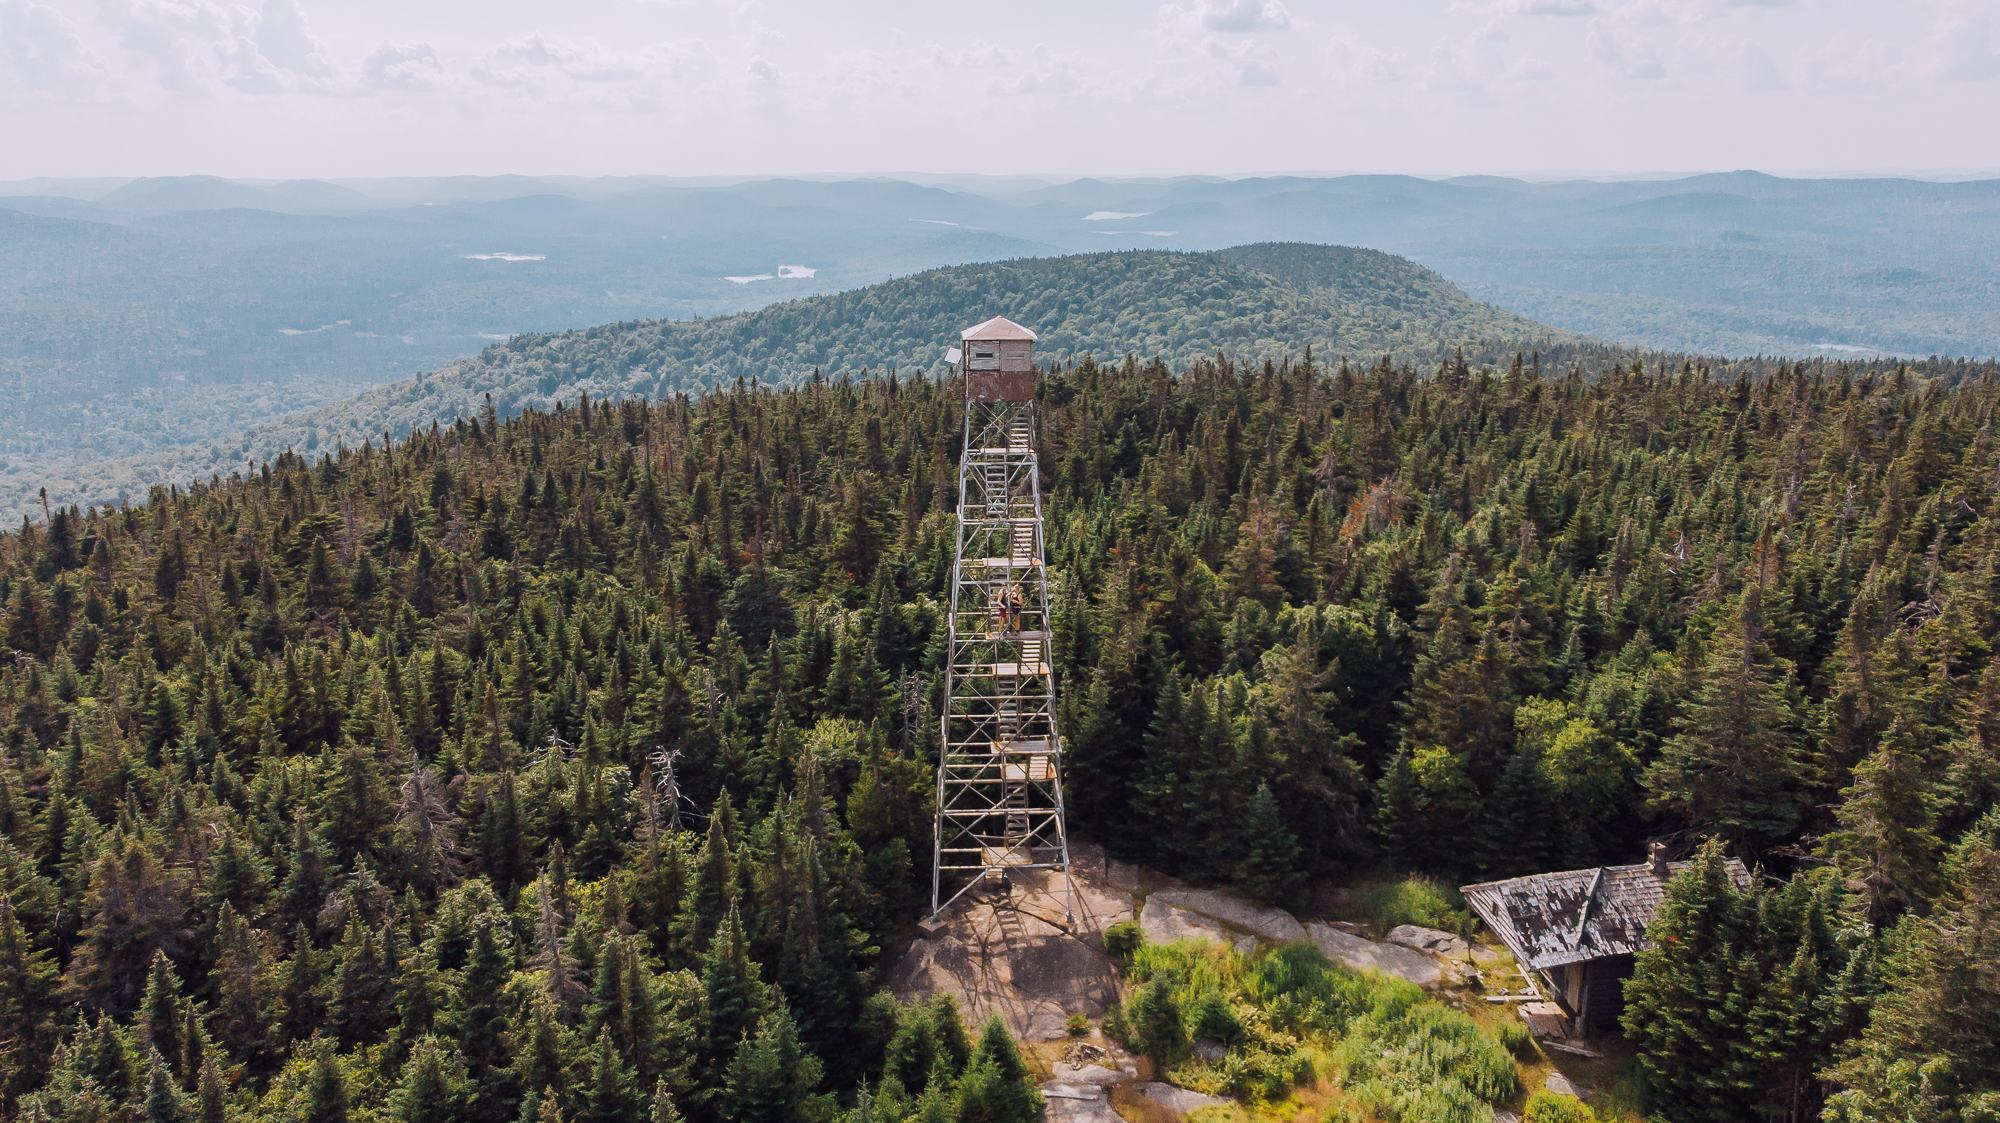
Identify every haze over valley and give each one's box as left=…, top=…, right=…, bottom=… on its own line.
left=4, top=2, right=1999, bottom=1122
left=5, top=168, right=2000, bottom=513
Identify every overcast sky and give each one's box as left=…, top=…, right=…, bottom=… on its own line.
left=2, top=0, right=1997, bottom=180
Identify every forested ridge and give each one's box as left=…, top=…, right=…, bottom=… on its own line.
left=0, top=342, right=1997, bottom=1122
left=9, top=244, right=1581, bottom=523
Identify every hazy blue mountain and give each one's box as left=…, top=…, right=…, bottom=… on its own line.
left=4, top=243, right=1585, bottom=521
left=2, top=170, right=1997, bottom=491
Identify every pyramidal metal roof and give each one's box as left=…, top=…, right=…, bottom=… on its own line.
left=960, top=315, right=1038, bottom=342
left=1461, top=858, right=1753, bottom=970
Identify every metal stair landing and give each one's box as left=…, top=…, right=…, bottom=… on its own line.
left=931, top=318, right=1073, bottom=924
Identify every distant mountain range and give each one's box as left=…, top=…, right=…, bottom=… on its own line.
left=2, top=170, right=1997, bottom=500
left=8, top=243, right=1602, bottom=520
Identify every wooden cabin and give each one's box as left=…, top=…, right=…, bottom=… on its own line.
left=1461, top=844, right=1752, bottom=1032
left=958, top=314, right=1038, bottom=402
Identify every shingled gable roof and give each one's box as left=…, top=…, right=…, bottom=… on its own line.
left=1461, top=858, right=1753, bottom=971
left=960, top=315, right=1038, bottom=342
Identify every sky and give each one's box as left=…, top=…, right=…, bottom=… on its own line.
left=1, top=0, right=1997, bottom=180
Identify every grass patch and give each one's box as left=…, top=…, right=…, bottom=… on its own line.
left=1341, top=875, right=1471, bottom=935
left=1106, top=934, right=1515, bottom=1123
left=1496, top=1019, right=1541, bottom=1061
left=1330, top=988, right=1518, bottom=1123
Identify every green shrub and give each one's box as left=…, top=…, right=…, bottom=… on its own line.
left=956, top=1016, right=1043, bottom=1123
left=1206, top=1048, right=1316, bottom=1101
left=1103, top=921, right=1144, bottom=961
left=1187, top=989, right=1243, bottom=1045
left=1241, top=941, right=1378, bottom=1036
left=1496, top=1019, right=1540, bottom=1060
left=1331, top=997, right=1518, bottom=1122
left=1524, top=1089, right=1597, bottom=1123
left=1345, top=876, right=1470, bottom=935
left=1101, top=1003, right=1130, bottom=1047
left=1065, top=1012, right=1090, bottom=1037
left=1129, top=939, right=1241, bottom=997
left=1125, top=976, right=1185, bottom=1060
left=1187, top=1105, right=1254, bottom=1123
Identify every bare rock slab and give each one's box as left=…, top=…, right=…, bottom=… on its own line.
left=1052, top=1063, right=1130, bottom=1086
left=1136, top=1083, right=1231, bottom=1116
left=1545, top=1073, right=1589, bottom=1099
left=1141, top=897, right=1229, bottom=945
left=1305, top=921, right=1444, bottom=984
left=1151, top=888, right=1307, bottom=943
left=887, top=900, right=1123, bottom=1042
left=1043, top=1084, right=1122, bottom=1123
left=1386, top=924, right=1471, bottom=956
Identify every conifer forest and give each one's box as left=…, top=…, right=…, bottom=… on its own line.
left=1, top=344, right=1997, bottom=1123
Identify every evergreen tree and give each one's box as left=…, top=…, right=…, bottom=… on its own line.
left=300, top=1044, right=351, bottom=1123
left=723, top=1007, right=823, bottom=1123
left=1623, top=840, right=1769, bottom=1123
left=579, top=1026, right=644, bottom=1123
left=953, top=1016, right=1040, bottom=1123
left=453, top=917, right=521, bottom=1119
left=194, top=1056, right=229, bottom=1123
left=1235, top=783, right=1301, bottom=906
left=391, top=1037, right=468, bottom=1123
left=1825, top=836, right=2000, bottom=1123
left=1647, top=588, right=1804, bottom=853
left=0, top=893, right=61, bottom=1104
left=1819, top=721, right=1941, bottom=924
left=1372, top=746, right=1483, bottom=873
left=700, top=900, right=767, bottom=1070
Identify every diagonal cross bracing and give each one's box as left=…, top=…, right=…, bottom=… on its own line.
left=931, top=396, right=1074, bottom=922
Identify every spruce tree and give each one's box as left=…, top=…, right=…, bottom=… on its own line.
left=1623, top=840, right=1766, bottom=1123
left=0, top=893, right=61, bottom=1104
left=1647, top=588, right=1804, bottom=853
left=579, top=1026, right=643, bottom=1123
left=142, top=1047, right=186, bottom=1123
left=1824, top=837, right=2000, bottom=1123
left=301, top=1044, right=351, bottom=1123
left=391, top=1037, right=468, bottom=1123
left=454, top=917, right=521, bottom=1119
left=1235, top=783, right=1301, bottom=905
left=723, top=1008, right=823, bottom=1123
left=954, top=1016, right=1040, bottom=1123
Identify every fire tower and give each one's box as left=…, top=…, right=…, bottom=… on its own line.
left=930, top=315, right=1073, bottom=922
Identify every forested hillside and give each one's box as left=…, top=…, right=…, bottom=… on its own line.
left=7, top=245, right=1581, bottom=523
left=0, top=345, right=1996, bottom=1122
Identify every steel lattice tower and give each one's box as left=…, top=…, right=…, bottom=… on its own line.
left=929, top=316, right=1073, bottom=922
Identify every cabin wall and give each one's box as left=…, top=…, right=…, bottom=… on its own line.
left=1548, top=954, right=1636, bottom=1032
left=1583, top=954, right=1634, bottom=1028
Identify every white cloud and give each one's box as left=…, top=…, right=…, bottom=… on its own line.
left=748, top=55, right=779, bottom=83
left=1205, top=35, right=1281, bottom=84
left=363, top=41, right=443, bottom=91
left=250, top=0, right=334, bottom=81
left=476, top=35, right=646, bottom=85
left=1733, top=41, right=1783, bottom=89
left=468, top=33, right=713, bottom=106
left=1929, top=9, right=2000, bottom=80
left=1588, top=21, right=1668, bottom=79
left=1323, top=32, right=1406, bottom=85
left=0, top=0, right=110, bottom=99
left=1456, top=0, right=1599, bottom=15
left=979, top=44, right=1095, bottom=96
left=1188, top=0, right=1293, bottom=33
left=1417, top=18, right=1562, bottom=95
left=98, top=0, right=344, bottom=95
left=927, top=40, right=1019, bottom=68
